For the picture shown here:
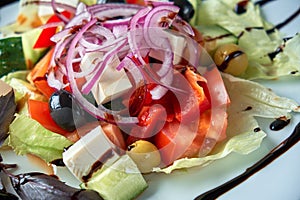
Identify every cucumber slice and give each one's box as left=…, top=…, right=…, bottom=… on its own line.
left=0, top=37, right=26, bottom=77
left=82, top=155, right=148, bottom=200
left=0, top=28, right=47, bottom=77
left=22, top=28, right=47, bottom=68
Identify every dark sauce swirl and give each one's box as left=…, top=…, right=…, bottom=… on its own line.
left=254, top=0, right=276, bottom=7
left=0, top=0, right=18, bottom=7
left=266, top=7, right=300, bottom=34
left=270, top=117, right=291, bottom=131
left=194, top=122, right=300, bottom=200
left=218, top=50, right=244, bottom=71
left=234, top=0, right=249, bottom=14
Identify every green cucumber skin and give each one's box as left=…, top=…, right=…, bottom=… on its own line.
left=0, top=37, right=27, bottom=77
left=83, top=155, right=148, bottom=200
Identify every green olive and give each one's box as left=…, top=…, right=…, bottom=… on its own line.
left=213, top=43, right=248, bottom=76
left=126, top=140, right=161, bottom=173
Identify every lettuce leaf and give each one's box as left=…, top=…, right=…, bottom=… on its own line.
left=193, top=0, right=300, bottom=80
left=8, top=114, right=73, bottom=163
left=196, top=0, right=264, bottom=36
left=154, top=74, right=299, bottom=173
left=240, top=33, right=300, bottom=80
left=1, top=71, right=47, bottom=114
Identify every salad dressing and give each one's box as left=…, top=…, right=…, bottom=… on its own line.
left=194, top=122, right=300, bottom=200
left=270, top=117, right=290, bottom=131
left=50, top=158, right=65, bottom=166
left=234, top=0, right=249, bottom=14
left=217, top=50, right=244, bottom=71
left=266, top=7, right=300, bottom=34
left=82, top=149, right=115, bottom=183
left=267, top=37, right=294, bottom=61
left=243, top=106, right=252, bottom=111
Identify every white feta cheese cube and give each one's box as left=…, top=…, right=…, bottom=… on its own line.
left=81, top=52, right=132, bottom=104
left=149, top=29, right=187, bottom=65
left=63, top=126, right=120, bottom=181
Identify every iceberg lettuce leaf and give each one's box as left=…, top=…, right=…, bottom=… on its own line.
left=196, top=0, right=264, bottom=36
left=8, top=114, right=73, bottom=163
left=193, top=0, right=300, bottom=80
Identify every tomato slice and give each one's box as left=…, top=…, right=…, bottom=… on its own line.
left=154, top=120, right=197, bottom=166
left=155, top=67, right=230, bottom=164
left=129, top=104, right=167, bottom=139
left=184, top=67, right=211, bottom=111
left=202, top=67, right=229, bottom=142
left=171, top=70, right=202, bottom=123
left=33, top=11, right=72, bottom=49
left=204, top=67, right=230, bottom=107
left=28, top=99, right=70, bottom=136
left=128, top=84, right=153, bottom=116
left=101, top=122, right=126, bottom=150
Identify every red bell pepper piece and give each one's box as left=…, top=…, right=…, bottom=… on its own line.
left=33, top=11, right=72, bottom=49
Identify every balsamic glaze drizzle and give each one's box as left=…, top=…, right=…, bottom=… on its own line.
left=194, top=122, right=300, bottom=200
left=234, top=0, right=249, bottom=14
left=270, top=118, right=290, bottom=131
left=82, top=149, right=115, bottom=182
left=266, top=7, right=300, bottom=34
left=218, top=50, right=244, bottom=71
left=254, top=0, right=276, bottom=7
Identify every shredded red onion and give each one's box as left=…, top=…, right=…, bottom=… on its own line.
left=81, top=39, right=128, bottom=95
left=51, top=0, right=70, bottom=23
left=172, top=17, right=195, bottom=37
left=48, top=1, right=202, bottom=124
left=22, top=0, right=76, bottom=16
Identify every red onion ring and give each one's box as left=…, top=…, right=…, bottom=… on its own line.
left=48, top=1, right=206, bottom=125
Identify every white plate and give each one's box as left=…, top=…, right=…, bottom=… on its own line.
left=1, top=1, right=300, bottom=200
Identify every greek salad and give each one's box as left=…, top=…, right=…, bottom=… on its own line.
left=0, top=0, right=299, bottom=199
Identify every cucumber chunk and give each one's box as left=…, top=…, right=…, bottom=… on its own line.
left=82, top=155, right=148, bottom=200
left=0, top=29, right=47, bottom=77
left=0, top=37, right=26, bottom=77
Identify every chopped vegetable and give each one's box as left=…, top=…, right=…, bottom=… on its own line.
left=82, top=155, right=148, bottom=200
left=154, top=73, right=300, bottom=173
left=8, top=114, right=73, bottom=163
left=28, top=99, right=70, bottom=135
left=33, top=11, right=72, bottom=49
left=0, top=1, right=299, bottom=199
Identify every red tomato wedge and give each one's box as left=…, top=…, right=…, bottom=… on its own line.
left=28, top=99, right=70, bottom=136
left=129, top=104, right=167, bottom=139
left=184, top=67, right=211, bottom=112
left=101, top=122, right=126, bottom=150
left=155, top=120, right=197, bottom=166
left=33, top=11, right=72, bottom=49
left=202, top=67, right=229, bottom=142
left=154, top=67, right=230, bottom=165
left=171, top=70, right=202, bottom=123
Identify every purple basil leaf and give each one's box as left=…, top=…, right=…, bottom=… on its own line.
left=10, top=172, right=104, bottom=200
left=11, top=172, right=79, bottom=200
